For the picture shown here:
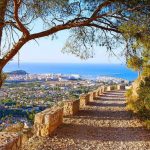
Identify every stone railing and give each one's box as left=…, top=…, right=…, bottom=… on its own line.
left=34, top=106, right=63, bottom=137
left=0, top=84, right=125, bottom=149
left=88, top=92, right=94, bottom=102
left=0, top=132, right=22, bottom=150
left=80, top=94, right=90, bottom=108
left=63, top=99, right=79, bottom=116
left=117, top=84, right=126, bottom=90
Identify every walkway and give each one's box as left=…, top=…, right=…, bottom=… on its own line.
left=22, top=90, right=150, bottom=150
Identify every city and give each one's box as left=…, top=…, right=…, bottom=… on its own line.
left=0, top=70, right=128, bottom=131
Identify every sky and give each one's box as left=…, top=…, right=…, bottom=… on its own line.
left=12, top=30, right=125, bottom=64
left=1, top=1, right=127, bottom=65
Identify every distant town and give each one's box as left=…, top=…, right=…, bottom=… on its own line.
left=0, top=70, right=129, bottom=130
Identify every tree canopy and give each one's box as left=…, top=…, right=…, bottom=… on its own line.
left=119, top=3, right=150, bottom=76
left=0, top=0, right=149, bottom=85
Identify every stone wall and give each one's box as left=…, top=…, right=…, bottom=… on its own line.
left=106, top=86, right=111, bottom=91
left=117, top=84, right=125, bottom=90
left=97, top=87, right=102, bottom=96
left=34, top=106, right=63, bottom=137
left=88, top=92, right=94, bottom=102
left=63, top=99, right=79, bottom=116
left=0, top=132, right=21, bottom=150
left=95, top=89, right=99, bottom=97
left=80, top=94, right=90, bottom=108
left=107, top=85, right=117, bottom=91
left=93, top=91, right=97, bottom=99
left=100, top=86, right=106, bottom=93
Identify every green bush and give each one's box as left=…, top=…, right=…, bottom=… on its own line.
left=144, top=120, right=150, bottom=129
left=137, top=76, right=150, bottom=118
left=126, top=76, right=150, bottom=128
left=126, top=88, right=136, bottom=112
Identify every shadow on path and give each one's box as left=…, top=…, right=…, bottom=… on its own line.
left=54, top=123, right=150, bottom=142
left=65, top=109, right=133, bottom=120
left=88, top=101, right=126, bottom=107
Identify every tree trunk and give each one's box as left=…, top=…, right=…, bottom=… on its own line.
left=0, top=71, right=6, bottom=87
left=0, top=0, right=8, bottom=87
left=0, top=0, right=8, bottom=54
left=0, top=36, right=29, bottom=87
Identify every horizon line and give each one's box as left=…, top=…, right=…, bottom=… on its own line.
left=7, top=62, right=126, bottom=65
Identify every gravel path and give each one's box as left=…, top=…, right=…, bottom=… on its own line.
left=22, top=90, right=150, bottom=150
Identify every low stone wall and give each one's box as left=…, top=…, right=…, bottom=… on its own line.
left=88, top=92, right=94, bottom=102
left=0, top=132, right=21, bottom=150
left=80, top=94, right=90, bottom=108
left=106, top=85, right=117, bottom=91
left=97, top=87, right=102, bottom=96
left=100, top=86, right=106, bottom=93
left=93, top=91, right=97, bottom=99
left=34, top=106, right=63, bottom=137
left=106, top=86, right=111, bottom=91
left=117, top=85, right=125, bottom=90
left=96, top=89, right=99, bottom=97
left=63, top=99, right=79, bottom=116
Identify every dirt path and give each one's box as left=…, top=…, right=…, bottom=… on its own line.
left=22, top=91, right=150, bottom=150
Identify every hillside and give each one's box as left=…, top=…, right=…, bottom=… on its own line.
left=8, top=70, right=28, bottom=75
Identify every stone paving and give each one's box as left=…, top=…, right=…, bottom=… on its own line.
left=22, top=90, right=150, bottom=150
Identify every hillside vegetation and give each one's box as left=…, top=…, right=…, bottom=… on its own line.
left=126, top=76, right=150, bottom=128
left=122, top=8, right=150, bottom=129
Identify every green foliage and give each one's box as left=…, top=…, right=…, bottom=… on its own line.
left=0, top=99, right=16, bottom=106
left=126, top=76, right=150, bottom=128
left=27, top=111, right=36, bottom=123
left=126, top=88, right=133, bottom=98
left=127, top=56, right=143, bottom=71
left=144, top=120, right=150, bottom=129
left=126, top=88, right=135, bottom=112
left=137, top=77, right=150, bottom=111
left=120, top=15, right=150, bottom=75
left=0, top=72, right=7, bottom=86
left=0, top=109, right=28, bottom=118
left=142, top=49, right=150, bottom=77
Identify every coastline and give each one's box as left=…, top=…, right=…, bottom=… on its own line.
left=4, top=63, right=138, bottom=81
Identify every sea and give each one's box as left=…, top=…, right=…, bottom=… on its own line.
left=4, top=63, right=138, bottom=81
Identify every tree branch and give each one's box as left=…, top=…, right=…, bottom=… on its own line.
left=13, top=0, right=29, bottom=36
left=88, top=23, right=120, bottom=33
left=1, top=36, right=29, bottom=68
left=91, top=0, right=116, bottom=18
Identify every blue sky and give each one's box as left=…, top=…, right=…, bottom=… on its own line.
left=12, top=30, right=125, bottom=64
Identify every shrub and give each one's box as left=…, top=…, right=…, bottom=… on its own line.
left=137, top=76, right=150, bottom=119
left=126, top=88, right=137, bottom=112
left=126, top=76, right=150, bottom=129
